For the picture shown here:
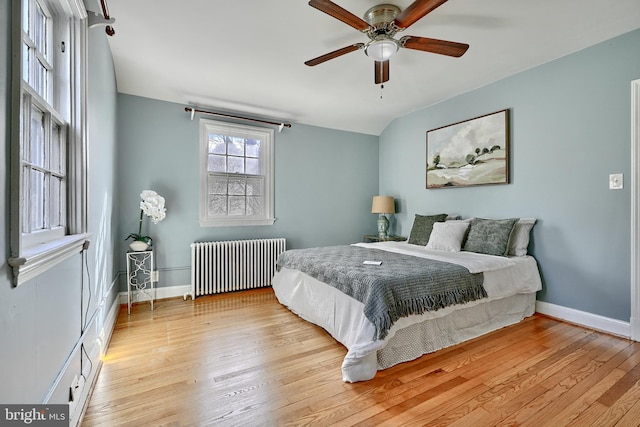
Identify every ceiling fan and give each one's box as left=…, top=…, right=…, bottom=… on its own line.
left=304, top=0, right=469, bottom=85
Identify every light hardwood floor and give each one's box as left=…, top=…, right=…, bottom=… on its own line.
left=82, top=288, right=640, bottom=426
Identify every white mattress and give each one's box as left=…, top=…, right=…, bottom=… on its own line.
left=272, top=244, right=542, bottom=382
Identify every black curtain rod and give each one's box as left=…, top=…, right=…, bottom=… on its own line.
left=185, top=107, right=292, bottom=131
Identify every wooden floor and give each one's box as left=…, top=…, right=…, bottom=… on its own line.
left=82, top=288, right=640, bottom=427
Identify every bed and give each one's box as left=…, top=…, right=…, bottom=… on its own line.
left=272, top=216, right=542, bottom=382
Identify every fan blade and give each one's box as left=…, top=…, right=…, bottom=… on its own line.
left=400, top=36, right=469, bottom=57
left=308, top=0, right=371, bottom=32
left=305, top=43, right=365, bottom=66
left=393, top=0, right=448, bottom=30
left=374, top=60, right=389, bottom=84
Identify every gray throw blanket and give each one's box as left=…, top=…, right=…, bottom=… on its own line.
left=276, top=245, right=486, bottom=340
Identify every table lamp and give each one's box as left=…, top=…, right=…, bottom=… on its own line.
left=371, top=196, right=395, bottom=238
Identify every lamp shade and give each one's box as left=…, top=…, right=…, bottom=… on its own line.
left=371, top=196, right=395, bottom=214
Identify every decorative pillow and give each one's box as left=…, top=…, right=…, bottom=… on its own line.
left=407, top=213, right=448, bottom=246
left=507, top=218, right=537, bottom=256
left=463, top=218, right=519, bottom=256
left=426, top=221, right=470, bottom=252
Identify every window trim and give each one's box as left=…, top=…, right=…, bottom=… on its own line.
left=8, top=0, right=89, bottom=286
left=198, top=119, right=276, bottom=227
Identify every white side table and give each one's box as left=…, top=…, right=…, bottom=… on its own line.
left=126, top=249, right=156, bottom=314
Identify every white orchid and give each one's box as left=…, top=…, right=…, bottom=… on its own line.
left=140, top=190, right=166, bottom=224
left=126, top=190, right=167, bottom=244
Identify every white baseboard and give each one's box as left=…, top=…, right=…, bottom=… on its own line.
left=536, top=300, right=630, bottom=338
left=119, top=284, right=192, bottom=304
left=70, top=278, right=121, bottom=426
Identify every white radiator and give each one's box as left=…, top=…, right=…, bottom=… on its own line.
left=188, top=238, right=286, bottom=298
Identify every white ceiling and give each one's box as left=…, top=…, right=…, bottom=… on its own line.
left=98, top=0, right=640, bottom=135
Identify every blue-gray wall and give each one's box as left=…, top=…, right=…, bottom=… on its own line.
left=0, top=1, right=120, bottom=423
left=116, top=94, right=380, bottom=290
left=380, top=28, right=640, bottom=322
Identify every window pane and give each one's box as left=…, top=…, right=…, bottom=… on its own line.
left=51, top=123, right=62, bottom=173
left=228, top=156, right=244, bottom=174
left=208, top=134, right=226, bottom=154
left=35, top=58, right=47, bottom=98
left=246, top=177, right=263, bottom=196
left=208, top=154, right=226, bottom=172
left=50, top=176, right=61, bottom=227
left=22, top=43, right=30, bottom=83
left=246, top=139, right=261, bottom=158
left=246, top=196, right=263, bottom=216
left=228, top=177, right=245, bottom=195
left=21, top=166, right=29, bottom=233
left=30, top=108, right=45, bottom=166
left=228, top=196, right=245, bottom=215
left=208, top=195, right=227, bottom=216
left=35, top=3, right=46, bottom=53
left=208, top=175, right=227, bottom=194
left=227, top=137, right=244, bottom=156
left=22, top=0, right=29, bottom=31
left=59, top=177, right=66, bottom=228
left=30, top=169, right=45, bottom=231
left=245, top=158, right=259, bottom=175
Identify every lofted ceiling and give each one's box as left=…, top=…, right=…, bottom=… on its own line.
left=98, top=0, right=640, bottom=135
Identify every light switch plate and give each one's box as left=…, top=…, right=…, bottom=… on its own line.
left=609, top=173, right=623, bottom=190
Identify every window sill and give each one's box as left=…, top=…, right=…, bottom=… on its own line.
left=199, top=218, right=276, bottom=227
left=8, top=233, right=91, bottom=286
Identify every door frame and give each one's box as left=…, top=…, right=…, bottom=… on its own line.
left=631, top=79, right=640, bottom=341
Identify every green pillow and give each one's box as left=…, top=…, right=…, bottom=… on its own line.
left=407, top=214, right=448, bottom=246
left=463, top=218, right=519, bottom=256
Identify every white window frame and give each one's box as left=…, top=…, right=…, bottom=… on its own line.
left=199, top=119, right=275, bottom=227
left=8, top=0, right=88, bottom=286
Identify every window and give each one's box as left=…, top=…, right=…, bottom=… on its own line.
left=199, top=120, right=275, bottom=227
left=8, top=0, right=88, bottom=286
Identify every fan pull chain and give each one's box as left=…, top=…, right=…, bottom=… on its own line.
left=380, top=84, right=384, bottom=99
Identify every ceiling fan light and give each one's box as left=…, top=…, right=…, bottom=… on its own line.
left=365, top=38, right=398, bottom=61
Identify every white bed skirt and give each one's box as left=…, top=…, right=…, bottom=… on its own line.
left=273, top=266, right=538, bottom=382
left=376, top=292, right=535, bottom=370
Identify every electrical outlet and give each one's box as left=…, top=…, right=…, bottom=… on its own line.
left=69, top=375, right=79, bottom=402
left=609, top=173, right=623, bottom=190
left=152, top=270, right=159, bottom=282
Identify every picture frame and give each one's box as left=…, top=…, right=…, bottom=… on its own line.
left=426, top=109, right=510, bottom=189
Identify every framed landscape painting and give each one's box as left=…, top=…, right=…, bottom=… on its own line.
left=426, top=109, right=510, bottom=189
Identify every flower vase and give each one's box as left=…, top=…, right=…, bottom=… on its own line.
left=129, top=241, right=149, bottom=251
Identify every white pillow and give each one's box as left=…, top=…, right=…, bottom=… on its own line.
left=426, top=221, right=470, bottom=252
left=507, top=218, right=537, bottom=256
